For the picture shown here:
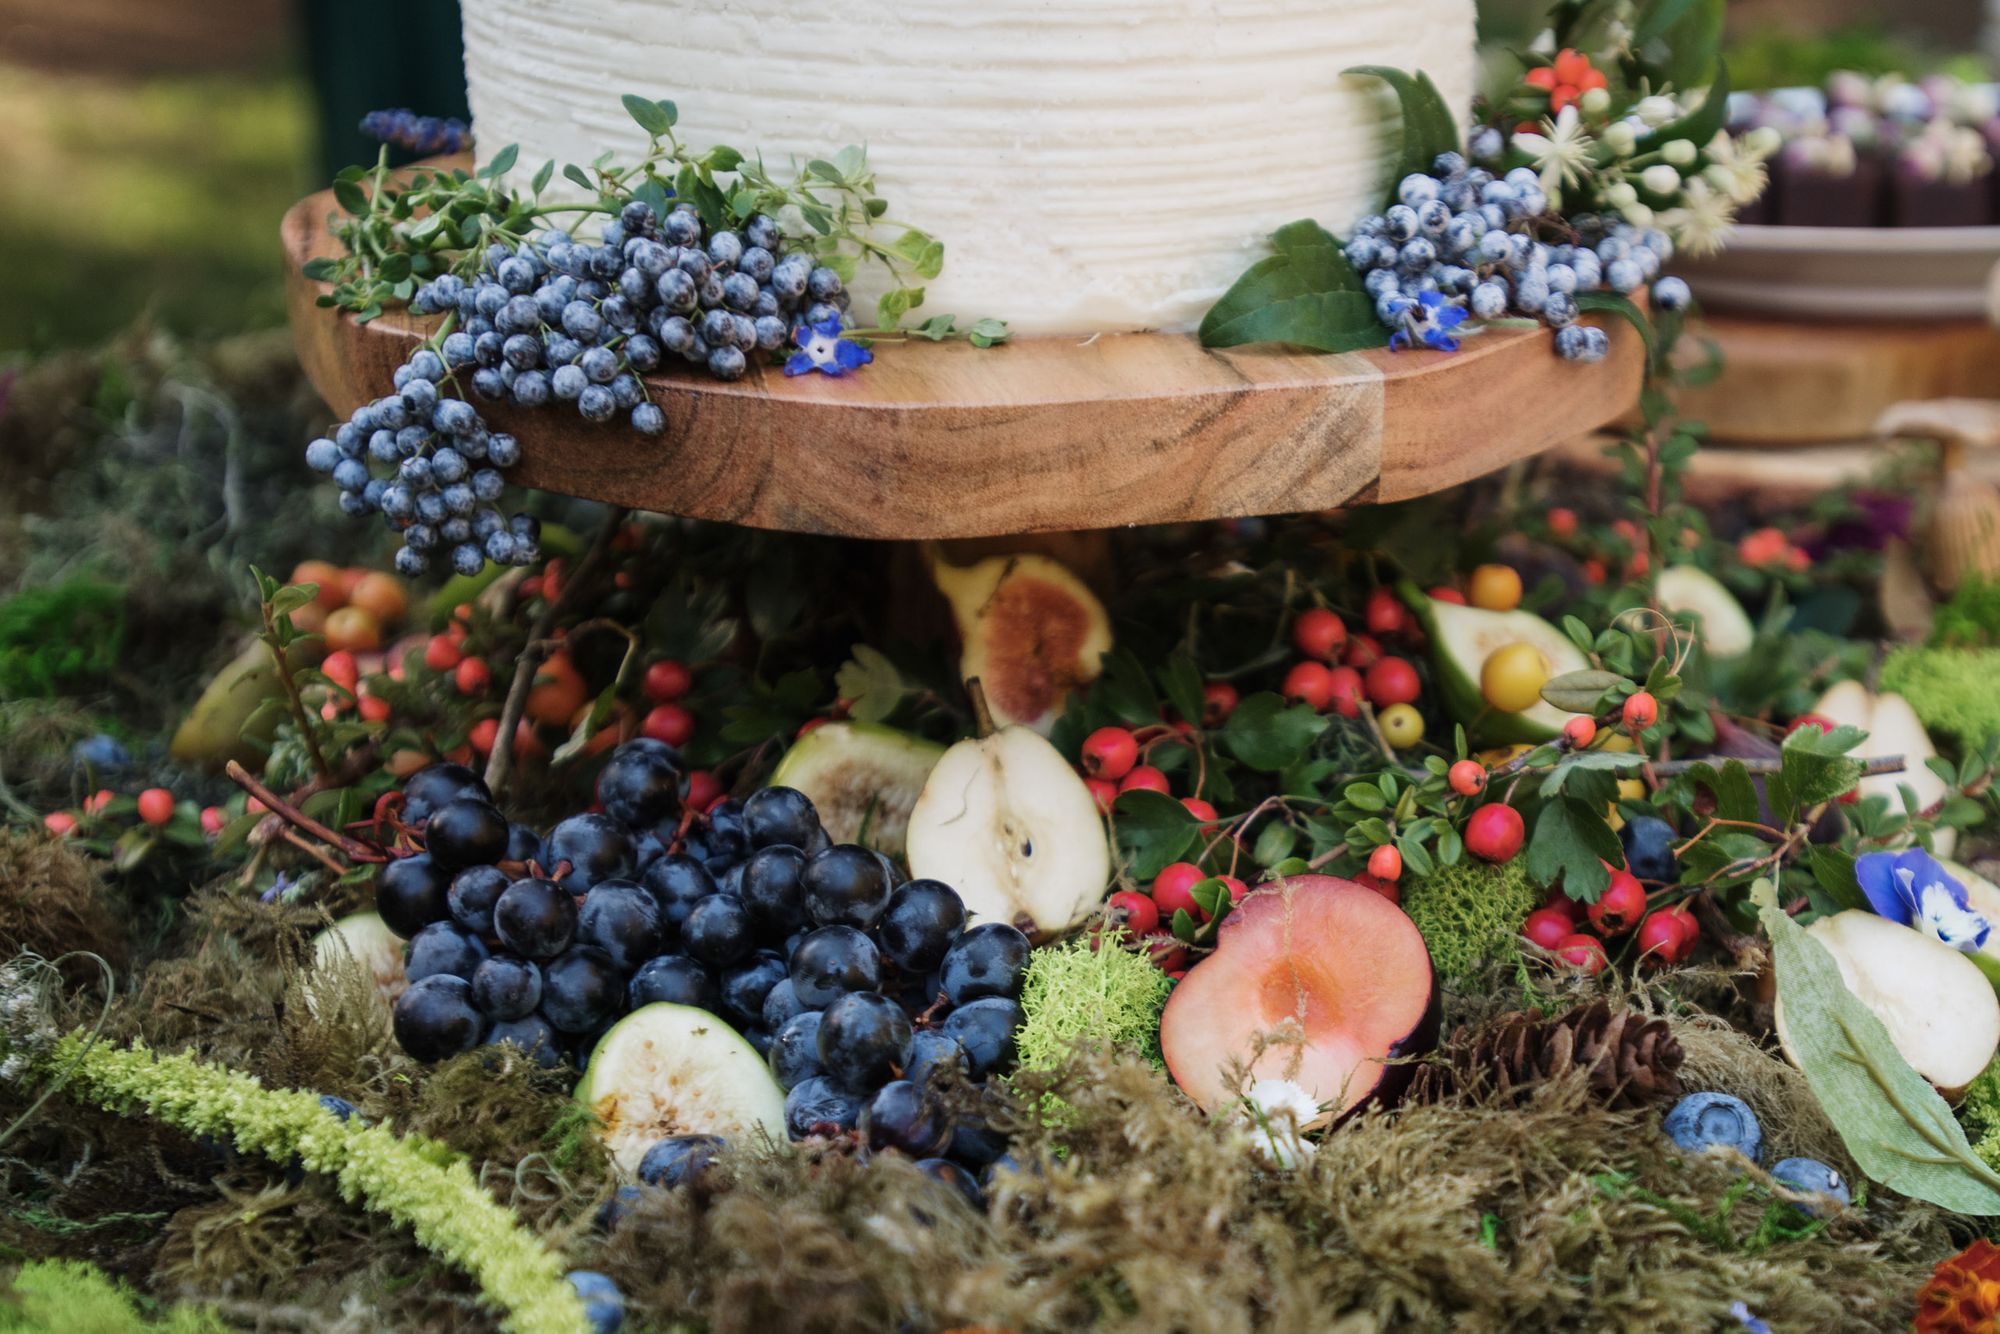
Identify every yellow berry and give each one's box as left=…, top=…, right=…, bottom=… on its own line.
left=1378, top=703, right=1425, bottom=748
left=1468, top=563, right=1523, bottom=612
left=1480, top=642, right=1550, bottom=713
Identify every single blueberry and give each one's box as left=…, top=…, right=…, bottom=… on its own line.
left=1663, top=1091, right=1762, bottom=1163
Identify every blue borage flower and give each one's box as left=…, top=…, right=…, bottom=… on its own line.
left=1387, top=290, right=1471, bottom=353
left=1857, top=847, right=1990, bottom=952
left=784, top=318, right=874, bottom=377
left=1729, top=1301, right=1771, bottom=1334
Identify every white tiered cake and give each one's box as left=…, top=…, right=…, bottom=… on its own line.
left=462, top=0, right=1477, bottom=335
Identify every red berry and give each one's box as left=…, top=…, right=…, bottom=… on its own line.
left=1364, top=656, right=1420, bottom=708
left=136, top=788, right=175, bottom=827
left=84, top=789, right=114, bottom=815
left=199, top=806, right=226, bottom=837
left=1107, top=890, right=1161, bottom=937
left=468, top=718, right=500, bottom=755
left=1326, top=666, right=1365, bottom=718
left=321, top=649, right=360, bottom=693
left=643, top=703, right=696, bottom=747
left=423, top=634, right=462, bottom=672
left=1785, top=713, right=1833, bottom=737
left=643, top=659, right=693, bottom=703
left=1464, top=803, right=1526, bottom=863
left=1201, top=681, right=1239, bottom=726
left=685, top=769, right=723, bottom=811
left=1081, top=726, right=1140, bottom=780
left=1282, top=660, right=1334, bottom=710
left=1367, top=843, right=1403, bottom=882
left=455, top=657, right=492, bottom=695
left=1365, top=587, right=1406, bottom=636
left=1555, top=933, right=1608, bottom=973
left=1118, top=765, right=1171, bottom=797
left=1587, top=870, right=1648, bottom=935
left=1549, top=507, right=1579, bottom=538
left=1521, top=907, right=1575, bottom=950
left=1085, top=777, right=1119, bottom=814
left=1216, top=875, right=1249, bottom=903
left=1636, top=911, right=1686, bottom=964
left=358, top=694, right=393, bottom=723
left=43, top=811, right=78, bottom=837
left=1427, top=586, right=1467, bottom=605
left=1344, top=635, right=1384, bottom=671
left=1563, top=715, right=1597, bottom=747
left=1622, top=691, right=1658, bottom=730
left=1144, top=933, right=1188, bottom=973
left=796, top=717, right=827, bottom=738
left=1180, top=797, right=1219, bottom=830
left=1152, top=862, right=1209, bottom=922
left=1663, top=907, right=1700, bottom=956
left=1352, top=870, right=1400, bottom=905
left=1291, top=607, right=1348, bottom=661
left=1448, top=759, right=1486, bottom=797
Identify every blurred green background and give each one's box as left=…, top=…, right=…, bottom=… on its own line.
left=0, top=0, right=1991, bottom=355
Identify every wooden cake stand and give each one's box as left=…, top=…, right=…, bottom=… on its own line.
left=283, top=184, right=1645, bottom=540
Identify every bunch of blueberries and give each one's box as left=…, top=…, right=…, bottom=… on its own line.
left=381, top=743, right=1025, bottom=1202
left=304, top=195, right=851, bottom=580
left=1346, top=153, right=1693, bottom=363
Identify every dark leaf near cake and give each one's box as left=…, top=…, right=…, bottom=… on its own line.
left=1198, top=220, right=1384, bottom=352
left=1344, top=66, right=1463, bottom=206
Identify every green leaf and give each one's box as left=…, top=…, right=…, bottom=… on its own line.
left=1223, top=692, right=1331, bottom=772
left=833, top=645, right=907, bottom=724
left=1683, top=759, right=1761, bottom=825
left=1252, top=820, right=1298, bottom=867
left=1343, top=66, right=1462, bottom=198
left=1540, top=668, right=1627, bottom=715
left=562, top=164, right=595, bottom=193
left=301, top=257, right=339, bottom=281
left=480, top=143, right=519, bottom=180
left=1636, top=0, right=1725, bottom=91
left=1781, top=725, right=1868, bottom=808
left=332, top=179, right=369, bottom=215
left=1528, top=797, right=1621, bottom=901
left=1805, top=844, right=1868, bottom=913
left=1756, top=883, right=2000, bottom=1214
left=621, top=94, right=675, bottom=138
left=1344, top=782, right=1387, bottom=812
left=1157, top=654, right=1206, bottom=732
left=1114, top=789, right=1200, bottom=880
left=1198, top=220, right=1384, bottom=352
left=705, top=145, right=744, bottom=173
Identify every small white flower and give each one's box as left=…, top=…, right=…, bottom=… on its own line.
left=1602, top=121, right=1640, bottom=157
left=1512, top=106, right=1598, bottom=205
left=1658, top=177, right=1737, bottom=257
left=1529, top=27, right=1556, bottom=55
left=1744, top=126, right=1783, bottom=158
left=1635, top=95, right=1681, bottom=127
left=1699, top=129, right=1773, bottom=205
left=1661, top=137, right=1697, bottom=167
left=1641, top=164, right=1682, bottom=195
left=1619, top=201, right=1657, bottom=228
left=1605, top=181, right=1640, bottom=209
left=1579, top=86, right=1612, bottom=116
left=1236, top=1078, right=1323, bottom=1170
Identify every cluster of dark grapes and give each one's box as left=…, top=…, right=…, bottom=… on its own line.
left=381, top=741, right=1024, bottom=1205
left=304, top=196, right=853, bottom=579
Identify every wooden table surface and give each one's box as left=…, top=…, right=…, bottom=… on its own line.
left=284, top=178, right=1646, bottom=539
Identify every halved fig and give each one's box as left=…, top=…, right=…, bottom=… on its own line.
left=1159, top=875, right=1438, bottom=1125
left=933, top=552, right=1111, bottom=734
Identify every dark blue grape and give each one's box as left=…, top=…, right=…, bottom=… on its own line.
left=541, top=946, right=623, bottom=1033
left=938, top=922, right=1030, bottom=1005
left=376, top=852, right=449, bottom=938
left=638, top=1134, right=725, bottom=1188
left=545, top=813, right=634, bottom=892
left=817, top=991, right=910, bottom=1094
left=879, top=880, right=967, bottom=973
left=393, top=975, right=482, bottom=1061
left=739, top=845, right=809, bottom=934
left=768, top=1010, right=823, bottom=1090
left=682, top=894, right=755, bottom=968
left=939, top=997, right=1022, bottom=1081
left=485, top=1013, right=563, bottom=1067
left=627, top=954, right=717, bottom=1012
left=788, top=925, right=880, bottom=1009
left=406, top=920, right=488, bottom=983
left=785, top=1074, right=861, bottom=1138
left=862, top=1080, right=953, bottom=1156
left=802, top=845, right=893, bottom=931
left=493, top=878, right=578, bottom=960
left=578, top=880, right=665, bottom=973
left=471, top=953, right=542, bottom=1019
left=720, top=950, right=788, bottom=1026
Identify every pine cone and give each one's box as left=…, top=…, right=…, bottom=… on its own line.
left=1406, top=1000, right=1682, bottom=1109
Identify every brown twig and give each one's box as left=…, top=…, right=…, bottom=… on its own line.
left=483, top=506, right=630, bottom=799
left=224, top=760, right=388, bottom=863
left=1652, top=753, right=1906, bottom=779
left=280, top=827, right=350, bottom=877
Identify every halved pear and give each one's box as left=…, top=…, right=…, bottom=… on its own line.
left=305, top=911, right=408, bottom=1013
left=1810, top=682, right=1954, bottom=857
left=933, top=552, right=1111, bottom=734
left=1774, top=910, right=2000, bottom=1099
left=577, top=1003, right=787, bottom=1175
left=904, top=718, right=1110, bottom=940
left=1656, top=565, right=1755, bottom=658
left=767, top=722, right=944, bottom=856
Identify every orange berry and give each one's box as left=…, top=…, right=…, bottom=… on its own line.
left=1467, top=564, right=1523, bottom=613
left=200, top=806, right=226, bottom=837
left=526, top=653, right=589, bottom=725
left=455, top=657, right=492, bottom=695
left=1367, top=844, right=1403, bottom=883
left=137, top=788, right=175, bottom=827
left=1563, top=716, right=1598, bottom=747
left=291, top=559, right=346, bottom=610
left=358, top=694, right=393, bottom=723
left=346, top=571, right=408, bottom=626
left=468, top=718, right=500, bottom=755
left=1291, top=608, right=1347, bottom=662
left=322, top=607, right=382, bottom=653
left=643, top=659, right=693, bottom=703
left=84, top=789, right=115, bottom=815
left=1448, top=759, right=1486, bottom=797
left=1548, top=507, right=1579, bottom=538
left=43, top=811, right=78, bottom=837
left=1622, top=691, right=1658, bottom=730
left=686, top=770, right=724, bottom=811
left=321, top=649, right=360, bottom=694
left=1427, top=586, right=1466, bottom=605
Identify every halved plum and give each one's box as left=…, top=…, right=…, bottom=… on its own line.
left=1159, top=875, right=1438, bottom=1125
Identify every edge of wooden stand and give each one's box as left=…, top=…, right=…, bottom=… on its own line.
left=283, top=181, right=1644, bottom=539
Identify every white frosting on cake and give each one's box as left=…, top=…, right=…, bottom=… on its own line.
left=462, top=0, right=1477, bottom=335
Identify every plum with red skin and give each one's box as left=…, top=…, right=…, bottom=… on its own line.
left=1159, top=875, right=1438, bottom=1125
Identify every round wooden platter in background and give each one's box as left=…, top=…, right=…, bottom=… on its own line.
left=284, top=183, right=1645, bottom=540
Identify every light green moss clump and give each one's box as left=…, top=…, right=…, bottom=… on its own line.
left=1401, top=856, right=1542, bottom=984
left=1879, top=646, right=2000, bottom=745
left=1015, top=933, right=1172, bottom=1075
left=1961, top=1056, right=2000, bottom=1174
left=0, top=1259, right=221, bottom=1332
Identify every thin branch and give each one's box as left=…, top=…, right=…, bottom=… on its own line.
left=483, top=506, right=629, bottom=800
left=225, top=760, right=387, bottom=863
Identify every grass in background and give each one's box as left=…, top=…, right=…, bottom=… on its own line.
left=0, top=63, right=313, bottom=355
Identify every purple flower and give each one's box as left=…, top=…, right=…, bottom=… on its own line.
left=1389, top=291, right=1471, bottom=353
left=783, top=318, right=873, bottom=378
left=1857, top=848, right=1988, bottom=951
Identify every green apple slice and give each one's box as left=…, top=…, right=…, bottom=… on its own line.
left=577, top=1003, right=786, bottom=1175
left=767, top=721, right=944, bottom=856
left=1400, top=584, right=1591, bottom=744
left=1656, top=565, right=1755, bottom=657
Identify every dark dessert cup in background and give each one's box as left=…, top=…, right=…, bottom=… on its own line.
left=1773, top=157, right=1885, bottom=227
left=1890, top=171, right=1995, bottom=227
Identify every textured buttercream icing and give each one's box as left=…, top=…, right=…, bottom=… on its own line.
left=462, top=0, right=1477, bottom=335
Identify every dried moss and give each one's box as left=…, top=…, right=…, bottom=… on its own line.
left=1402, top=857, right=1543, bottom=984
left=0, top=832, right=127, bottom=981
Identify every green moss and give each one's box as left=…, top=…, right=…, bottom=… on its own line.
left=1932, top=575, right=2000, bottom=649
left=1878, top=646, right=2000, bottom=746
left=0, top=1259, right=222, bottom=1332
left=1402, top=856, right=1542, bottom=984
left=1015, top=933, right=1172, bottom=1074
left=0, top=580, right=124, bottom=699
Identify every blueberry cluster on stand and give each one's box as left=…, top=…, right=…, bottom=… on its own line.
left=1346, top=155, right=1690, bottom=363
left=380, top=748, right=1025, bottom=1209
left=358, top=109, right=470, bottom=157
left=305, top=196, right=856, bottom=578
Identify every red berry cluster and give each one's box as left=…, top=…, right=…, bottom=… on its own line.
left=1281, top=591, right=1426, bottom=720
left=1520, top=863, right=1697, bottom=973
